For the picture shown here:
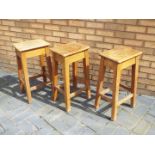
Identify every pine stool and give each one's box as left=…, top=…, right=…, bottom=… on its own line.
left=95, top=47, right=142, bottom=121
left=50, top=42, right=91, bottom=112
left=13, top=39, right=53, bottom=103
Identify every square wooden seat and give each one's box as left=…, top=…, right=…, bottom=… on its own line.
left=95, top=47, right=142, bottom=121
left=13, top=39, right=53, bottom=103
left=51, top=42, right=91, bottom=112
left=100, top=47, right=142, bottom=63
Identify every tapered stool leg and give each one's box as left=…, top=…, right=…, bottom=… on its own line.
left=45, top=48, right=53, bottom=97
left=131, top=57, right=139, bottom=108
left=52, top=59, right=58, bottom=101
left=40, top=55, right=47, bottom=83
left=21, top=55, right=32, bottom=103
left=95, top=57, right=106, bottom=109
left=62, top=60, right=71, bottom=112
left=111, top=65, right=121, bottom=121
left=83, top=50, right=91, bottom=99
left=72, top=62, right=78, bottom=89
left=16, top=55, right=25, bottom=93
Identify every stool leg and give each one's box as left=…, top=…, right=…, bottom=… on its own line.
left=21, top=55, right=32, bottom=103
left=52, top=58, right=58, bottom=101
left=45, top=49, right=53, bottom=97
left=40, top=55, right=47, bottom=83
left=16, top=55, right=25, bottom=93
left=131, top=57, right=139, bottom=108
left=62, top=61, right=71, bottom=112
left=95, top=57, right=105, bottom=109
left=72, top=62, right=78, bottom=89
left=83, top=50, right=91, bottom=98
left=111, top=65, right=121, bottom=121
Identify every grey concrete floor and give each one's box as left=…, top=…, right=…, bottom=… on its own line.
left=0, top=70, right=155, bottom=135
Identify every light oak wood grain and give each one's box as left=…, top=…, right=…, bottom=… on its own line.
left=51, top=42, right=91, bottom=112
left=13, top=39, right=49, bottom=52
left=95, top=47, right=142, bottom=121
left=100, top=47, right=142, bottom=63
left=50, top=42, right=89, bottom=57
left=14, top=39, right=52, bottom=103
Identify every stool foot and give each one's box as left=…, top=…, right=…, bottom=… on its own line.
left=52, top=97, right=57, bottom=102
left=66, top=107, right=71, bottom=112
left=86, top=90, right=91, bottom=99
left=19, top=85, right=25, bottom=94
left=131, top=103, right=136, bottom=108
left=111, top=116, right=117, bottom=121
left=95, top=104, right=99, bottom=110
left=111, top=103, right=118, bottom=121
left=52, top=86, right=58, bottom=102
left=28, top=99, right=32, bottom=104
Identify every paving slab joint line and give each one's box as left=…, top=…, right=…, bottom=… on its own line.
left=142, top=112, right=155, bottom=127
left=40, top=116, right=63, bottom=135
left=77, top=121, right=97, bottom=134
left=131, top=118, right=142, bottom=131
left=67, top=111, right=99, bottom=134
left=26, top=118, right=41, bottom=131
left=10, top=108, right=32, bottom=120
left=144, top=126, right=152, bottom=134
left=111, top=126, right=121, bottom=134
left=115, top=124, right=131, bottom=133
left=147, top=112, right=155, bottom=119
left=63, top=112, right=97, bottom=134
left=0, top=124, right=6, bottom=133
left=131, top=116, right=150, bottom=134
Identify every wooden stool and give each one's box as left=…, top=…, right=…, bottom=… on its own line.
left=95, top=47, right=142, bottom=121
left=50, top=42, right=91, bottom=112
left=13, top=39, right=53, bottom=103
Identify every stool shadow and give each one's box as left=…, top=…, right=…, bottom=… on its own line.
left=0, top=74, right=112, bottom=120
left=0, top=75, right=28, bottom=103
left=71, top=91, right=111, bottom=120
